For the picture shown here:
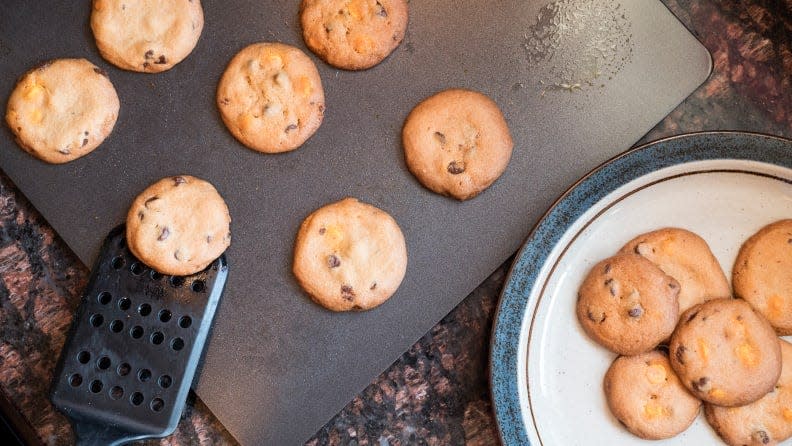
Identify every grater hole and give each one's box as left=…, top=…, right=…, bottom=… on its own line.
left=69, top=374, right=83, bottom=387
left=150, top=398, right=164, bottom=412
left=130, top=262, right=145, bottom=276
left=130, top=326, right=144, bottom=339
left=151, top=332, right=164, bottom=345
left=191, top=280, right=205, bottom=293
left=138, top=303, right=151, bottom=317
left=178, top=316, right=192, bottom=329
left=130, top=392, right=144, bottom=406
left=97, top=356, right=111, bottom=370
left=117, top=363, right=131, bottom=377
left=89, top=380, right=103, bottom=393
left=77, top=351, right=91, bottom=364
left=97, top=291, right=112, bottom=305
left=150, top=270, right=163, bottom=281
left=170, top=276, right=185, bottom=287
left=171, top=338, right=185, bottom=351
left=138, top=369, right=152, bottom=383
left=118, top=297, right=131, bottom=311
left=109, top=386, right=123, bottom=400
left=109, top=320, right=124, bottom=333
left=111, top=256, right=125, bottom=270
left=158, top=309, right=172, bottom=323
left=90, top=314, right=104, bottom=327
left=158, top=375, right=172, bottom=389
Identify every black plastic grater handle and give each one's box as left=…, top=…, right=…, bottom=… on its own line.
left=50, top=226, right=228, bottom=445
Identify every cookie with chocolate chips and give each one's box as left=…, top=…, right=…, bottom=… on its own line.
left=669, top=298, right=781, bottom=407
left=619, top=228, right=730, bottom=316
left=126, top=175, right=231, bottom=276
left=705, top=339, right=792, bottom=446
left=91, top=0, right=204, bottom=73
left=402, top=89, right=513, bottom=201
left=217, top=42, right=325, bottom=153
left=300, top=0, right=408, bottom=70
left=733, top=219, right=792, bottom=335
left=293, top=198, right=407, bottom=311
left=576, top=254, right=680, bottom=356
left=604, top=350, right=701, bottom=440
left=5, top=58, right=120, bottom=164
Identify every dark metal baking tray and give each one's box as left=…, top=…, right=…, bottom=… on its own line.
left=0, top=0, right=710, bottom=444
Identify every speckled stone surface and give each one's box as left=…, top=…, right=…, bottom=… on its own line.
left=0, top=1, right=789, bottom=445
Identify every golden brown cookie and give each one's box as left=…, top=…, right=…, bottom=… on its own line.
left=293, top=198, right=407, bottom=311
left=604, top=351, right=701, bottom=440
left=300, top=0, right=408, bottom=70
left=217, top=42, right=325, bottom=153
left=576, top=254, right=680, bottom=356
left=733, top=220, right=792, bottom=335
left=402, top=89, right=514, bottom=201
left=705, top=339, right=792, bottom=446
left=126, top=176, right=231, bottom=276
left=5, top=59, right=119, bottom=164
left=91, top=0, right=204, bottom=73
left=620, top=228, right=730, bottom=315
left=669, top=298, right=781, bottom=407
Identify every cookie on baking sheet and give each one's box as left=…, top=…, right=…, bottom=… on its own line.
left=576, top=254, right=680, bottom=356
left=669, top=298, right=781, bottom=407
left=293, top=198, right=407, bottom=311
left=5, top=59, right=119, bottom=164
left=620, top=228, right=730, bottom=315
left=217, top=42, right=325, bottom=153
left=604, top=350, right=701, bottom=440
left=705, top=339, right=792, bottom=446
left=91, top=0, right=204, bottom=73
left=126, top=176, right=231, bottom=276
left=733, top=219, right=792, bottom=335
left=300, top=0, right=408, bottom=70
left=402, top=89, right=513, bottom=201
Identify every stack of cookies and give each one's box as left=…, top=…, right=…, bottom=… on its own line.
left=577, top=221, right=792, bottom=445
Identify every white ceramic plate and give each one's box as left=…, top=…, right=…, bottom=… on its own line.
left=491, top=132, right=792, bottom=445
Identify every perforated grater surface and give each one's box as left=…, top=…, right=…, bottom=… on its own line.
left=50, top=226, right=228, bottom=445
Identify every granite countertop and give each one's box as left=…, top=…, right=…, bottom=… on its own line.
left=0, top=1, right=790, bottom=445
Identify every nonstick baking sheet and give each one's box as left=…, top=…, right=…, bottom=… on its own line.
left=0, top=0, right=710, bottom=444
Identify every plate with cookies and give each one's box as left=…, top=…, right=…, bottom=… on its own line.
left=490, top=131, right=792, bottom=445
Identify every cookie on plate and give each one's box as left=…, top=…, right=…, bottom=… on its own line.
left=604, top=350, right=701, bottom=440
left=300, top=0, right=408, bottom=70
left=217, top=42, right=325, bottom=153
left=5, top=59, right=119, bottom=164
left=293, top=198, right=407, bottom=311
left=669, top=298, right=781, bottom=407
left=576, top=254, right=680, bottom=356
left=620, top=228, right=730, bottom=315
left=705, top=339, right=792, bottom=446
left=91, top=0, right=204, bottom=73
left=126, top=175, right=231, bottom=276
left=733, top=219, right=792, bottom=335
left=402, top=89, right=513, bottom=201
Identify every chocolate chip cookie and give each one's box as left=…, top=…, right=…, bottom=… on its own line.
left=402, top=89, right=513, bottom=200
left=300, top=0, right=408, bottom=70
left=576, top=254, right=680, bottom=356
left=620, top=228, right=730, bottom=315
left=126, top=175, right=231, bottom=276
left=604, top=350, right=701, bottom=440
left=217, top=42, right=325, bottom=153
left=669, top=298, right=781, bottom=407
left=733, top=219, right=792, bottom=335
left=293, top=198, right=407, bottom=311
left=5, top=58, right=120, bottom=164
left=91, top=0, right=204, bottom=73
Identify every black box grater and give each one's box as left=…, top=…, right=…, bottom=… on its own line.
left=50, top=226, right=228, bottom=445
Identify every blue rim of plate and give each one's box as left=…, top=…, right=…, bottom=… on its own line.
left=489, top=131, right=792, bottom=445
